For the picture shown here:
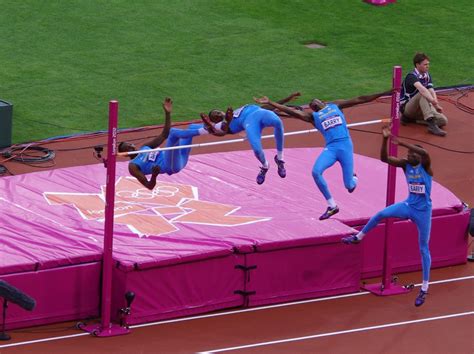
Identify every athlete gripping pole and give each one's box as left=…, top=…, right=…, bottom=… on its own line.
left=343, top=128, right=434, bottom=305
left=343, top=67, right=432, bottom=305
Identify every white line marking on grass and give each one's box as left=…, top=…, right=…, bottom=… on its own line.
left=199, top=311, right=474, bottom=353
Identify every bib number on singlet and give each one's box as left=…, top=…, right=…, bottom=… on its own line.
left=321, top=116, right=342, bottom=130
left=233, top=105, right=246, bottom=118
left=409, top=183, right=425, bottom=194
left=147, top=151, right=158, bottom=162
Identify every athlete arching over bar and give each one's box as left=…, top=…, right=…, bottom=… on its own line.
left=118, top=97, right=209, bottom=190
left=200, top=92, right=301, bottom=185
left=255, top=90, right=389, bottom=220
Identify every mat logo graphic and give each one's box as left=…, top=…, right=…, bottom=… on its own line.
left=44, top=177, right=270, bottom=237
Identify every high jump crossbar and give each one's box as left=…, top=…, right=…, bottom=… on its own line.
left=118, top=118, right=391, bottom=157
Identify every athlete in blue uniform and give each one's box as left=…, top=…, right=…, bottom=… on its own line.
left=200, top=92, right=301, bottom=185
left=255, top=91, right=389, bottom=220
left=118, top=97, right=209, bottom=190
left=342, top=126, right=433, bottom=307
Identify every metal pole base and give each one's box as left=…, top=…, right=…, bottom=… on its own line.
left=78, top=322, right=130, bottom=337
left=0, top=332, right=11, bottom=341
left=362, top=282, right=413, bottom=296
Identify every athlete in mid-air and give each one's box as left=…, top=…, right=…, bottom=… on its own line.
left=119, top=97, right=209, bottom=190
left=200, top=92, right=301, bottom=185
left=254, top=90, right=389, bottom=220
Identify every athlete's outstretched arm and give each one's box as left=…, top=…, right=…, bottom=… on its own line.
left=380, top=126, right=406, bottom=168
left=144, top=98, right=173, bottom=149
left=333, top=90, right=392, bottom=110
left=259, top=92, right=301, bottom=111
left=254, top=96, right=312, bottom=123
left=129, top=164, right=160, bottom=190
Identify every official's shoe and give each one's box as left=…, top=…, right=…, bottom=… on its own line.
left=256, top=166, right=269, bottom=185
left=415, top=290, right=428, bottom=307
left=348, top=173, right=358, bottom=193
left=427, top=118, right=446, bottom=137
left=342, top=234, right=360, bottom=244
left=274, top=155, right=286, bottom=178
left=319, top=206, right=339, bottom=220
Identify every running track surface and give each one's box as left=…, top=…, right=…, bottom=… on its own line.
left=1, top=265, right=472, bottom=353
left=0, top=90, right=473, bottom=353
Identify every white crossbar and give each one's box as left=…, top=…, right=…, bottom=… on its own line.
left=118, top=118, right=390, bottom=156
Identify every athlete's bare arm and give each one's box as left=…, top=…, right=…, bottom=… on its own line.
left=129, top=164, right=160, bottom=190
left=143, top=98, right=173, bottom=149
left=254, top=96, right=313, bottom=123
left=332, top=90, right=391, bottom=110
left=380, top=126, right=406, bottom=168
left=259, top=92, right=301, bottom=111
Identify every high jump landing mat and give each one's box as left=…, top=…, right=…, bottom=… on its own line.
left=0, top=148, right=468, bottom=328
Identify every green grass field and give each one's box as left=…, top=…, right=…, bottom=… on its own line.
left=1, top=0, right=472, bottom=144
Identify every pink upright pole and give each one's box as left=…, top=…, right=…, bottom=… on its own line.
left=362, top=66, right=411, bottom=296
left=100, top=100, right=118, bottom=328
left=80, top=101, right=130, bottom=336
left=382, top=66, right=402, bottom=288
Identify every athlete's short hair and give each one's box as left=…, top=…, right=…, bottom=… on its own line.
left=209, top=109, right=221, bottom=117
left=118, top=142, right=127, bottom=153
left=208, top=110, right=224, bottom=123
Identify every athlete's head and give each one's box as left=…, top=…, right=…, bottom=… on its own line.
left=407, top=144, right=423, bottom=165
left=309, top=98, right=325, bottom=112
left=413, top=52, right=430, bottom=74
left=118, top=142, right=137, bottom=159
left=208, top=110, right=225, bottom=123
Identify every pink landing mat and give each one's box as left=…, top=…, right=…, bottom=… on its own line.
left=0, top=147, right=467, bottom=328
left=0, top=147, right=463, bottom=274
